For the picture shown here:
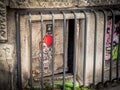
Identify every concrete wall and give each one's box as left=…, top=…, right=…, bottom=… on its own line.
left=0, top=8, right=17, bottom=90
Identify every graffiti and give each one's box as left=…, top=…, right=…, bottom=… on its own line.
left=105, top=18, right=120, bottom=61
left=39, top=35, right=53, bottom=73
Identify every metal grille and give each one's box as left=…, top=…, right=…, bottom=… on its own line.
left=16, top=8, right=120, bottom=90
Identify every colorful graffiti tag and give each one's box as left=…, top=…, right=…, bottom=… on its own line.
left=105, top=18, right=120, bottom=61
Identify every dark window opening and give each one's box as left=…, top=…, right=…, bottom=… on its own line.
left=67, top=19, right=75, bottom=73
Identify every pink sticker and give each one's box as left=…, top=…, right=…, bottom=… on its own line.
left=106, top=34, right=109, bottom=40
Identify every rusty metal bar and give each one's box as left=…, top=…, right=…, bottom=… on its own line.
left=62, top=11, right=66, bottom=90
left=73, top=11, right=77, bottom=90
left=16, top=12, right=22, bottom=90
left=40, top=12, right=44, bottom=90
left=29, top=13, right=33, bottom=89
left=51, top=12, right=55, bottom=90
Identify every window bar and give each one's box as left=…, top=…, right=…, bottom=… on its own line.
left=92, top=10, right=98, bottom=85
left=62, top=11, right=66, bottom=90
left=76, top=0, right=79, bottom=5
left=101, top=9, right=107, bottom=83
left=29, top=13, right=33, bottom=89
left=117, top=27, right=120, bottom=80
left=116, top=8, right=120, bottom=81
left=80, top=10, right=87, bottom=87
left=109, top=9, right=115, bottom=81
left=73, top=11, right=77, bottom=90
left=51, top=12, right=55, bottom=90
left=40, top=12, right=44, bottom=90
left=116, top=24, right=120, bottom=80
left=16, top=12, right=22, bottom=90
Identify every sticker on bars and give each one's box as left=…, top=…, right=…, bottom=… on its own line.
left=39, top=35, right=53, bottom=73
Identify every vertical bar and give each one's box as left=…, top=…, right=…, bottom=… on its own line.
left=101, top=9, right=107, bottom=83
left=76, top=0, right=79, bottom=5
left=73, top=11, right=77, bottom=90
left=62, top=11, right=66, bottom=90
left=29, top=13, right=33, bottom=89
left=16, top=12, right=22, bottom=90
left=92, top=10, right=98, bottom=85
left=116, top=8, right=120, bottom=80
left=109, top=9, right=115, bottom=81
left=116, top=27, right=120, bottom=80
left=117, top=27, right=120, bottom=80
left=40, top=12, right=44, bottom=90
left=80, top=10, right=87, bottom=87
left=51, top=12, right=55, bottom=90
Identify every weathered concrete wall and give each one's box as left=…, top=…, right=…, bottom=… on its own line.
left=78, top=0, right=120, bottom=6
left=9, top=0, right=120, bottom=9
left=0, top=0, right=7, bottom=42
left=10, top=0, right=74, bottom=8
left=0, top=8, right=17, bottom=90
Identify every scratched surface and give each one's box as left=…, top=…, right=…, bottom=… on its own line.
left=0, top=44, right=14, bottom=60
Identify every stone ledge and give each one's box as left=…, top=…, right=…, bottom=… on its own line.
left=9, top=0, right=120, bottom=9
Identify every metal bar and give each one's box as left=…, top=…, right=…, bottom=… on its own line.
left=109, top=9, right=115, bottom=81
left=16, top=12, right=22, bottom=90
left=76, top=0, right=79, bottom=5
left=117, top=32, right=120, bottom=79
left=80, top=10, right=87, bottom=87
left=117, top=27, right=120, bottom=80
left=62, top=11, right=66, bottom=90
left=116, top=8, right=120, bottom=80
left=73, top=11, right=77, bottom=90
left=29, top=13, right=33, bottom=89
left=40, top=12, right=44, bottom=90
left=101, top=9, right=107, bottom=83
left=92, top=9, right=98, bottom=85
left=51, top=12, right=55, bottom=90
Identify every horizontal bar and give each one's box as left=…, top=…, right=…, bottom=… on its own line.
left=32, top=13, right=85, bottom=21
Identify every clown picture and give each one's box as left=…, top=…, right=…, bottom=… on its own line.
left=39, top=35, right=53, bottom=73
